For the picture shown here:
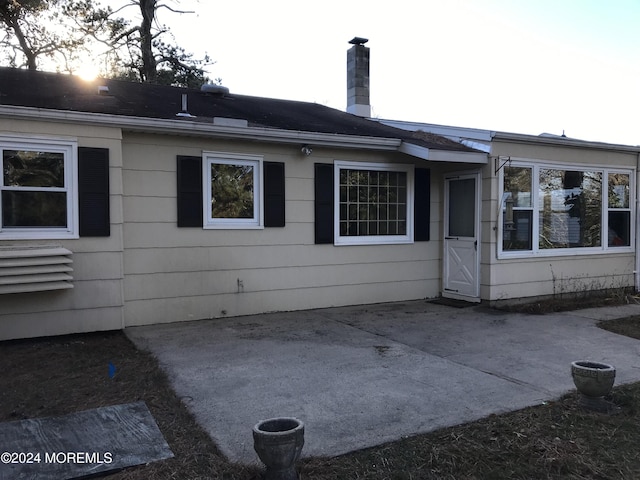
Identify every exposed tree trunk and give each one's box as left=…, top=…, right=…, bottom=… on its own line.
left=139, top=0, right=157, bottom=83
left=0, top=8, right=37, bottom=70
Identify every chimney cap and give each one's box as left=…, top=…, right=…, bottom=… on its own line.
left=349, top=37, right=369, bottom=45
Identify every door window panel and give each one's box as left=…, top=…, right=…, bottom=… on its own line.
left=448, top=178, right=475, bottom=237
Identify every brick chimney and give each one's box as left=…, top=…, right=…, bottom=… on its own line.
left=347, top=37, right=371, bottom=117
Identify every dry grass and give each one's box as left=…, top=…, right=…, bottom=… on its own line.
left=598, top=315, right=640, bottom=341
left=1, top=313, right=639, bottom=479
left=496, top=291, right=635, bottom=315
left=299, top=384, right=640, bottom=479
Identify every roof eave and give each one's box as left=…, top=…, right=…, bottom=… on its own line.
left=0, top=105, right=403, bottom=151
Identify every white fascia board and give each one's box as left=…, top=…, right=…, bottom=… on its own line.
left=398, top=141, right=429, bottom=160
left=492, top=131, right=640, bottom=153
left=0, top=105, right=401, bottom=151
left=429, top=149, right=488, bottom=164
left=375, top=118, right=494, bottom=142
left=399, top=141, right=488, bottom=164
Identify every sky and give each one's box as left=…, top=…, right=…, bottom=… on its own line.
left=103, top=0, right=640, bottom=145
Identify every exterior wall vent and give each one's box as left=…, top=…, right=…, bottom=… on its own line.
left=0, top=245, right=73, bottom=294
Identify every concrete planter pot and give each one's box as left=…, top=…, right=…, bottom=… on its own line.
left=253, top=417, right=304, bottom=480
left=571, top=361, right=616, bottom=411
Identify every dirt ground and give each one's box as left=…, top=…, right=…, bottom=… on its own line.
left=0, top=332, right=261, bottom=479
left=495, top=291, right=638, bottom=314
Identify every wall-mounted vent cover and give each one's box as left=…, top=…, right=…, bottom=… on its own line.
left=0, top=246, right=73, bottom=294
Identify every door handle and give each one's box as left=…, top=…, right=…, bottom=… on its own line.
left=445, top=236, right=459, bottom=240
left=474, top=240, right=478, bottom=251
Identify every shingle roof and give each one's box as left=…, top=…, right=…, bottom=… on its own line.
left=0, top=67, right=475, bottom=152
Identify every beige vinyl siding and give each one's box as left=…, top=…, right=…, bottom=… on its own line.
left=124, top=260, right=439, bottom=325
left=121, top=133, right=441, bottom=326
left=123, top=249, right=435, bottom=297
left=486, top=254, right=634, bottom=301
left=124, top=279, right=440, bottom=327
left=492, top=139, right=639, bottom=168
left=0, top=119, right=125, bottom=340
left=0, top=306, right=123, bottom=339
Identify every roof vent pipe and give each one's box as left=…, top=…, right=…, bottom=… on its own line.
left=176, top=93, right=195, bottom=118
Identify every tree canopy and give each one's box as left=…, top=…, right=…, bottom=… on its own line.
left=0, top=0, right=88, bottom=71
left=0, top=0, right=212, bottom=88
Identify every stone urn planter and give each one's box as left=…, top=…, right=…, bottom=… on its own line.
left=253, top=417, right=304, bottom=480
left=571, top=361, right=616, bottom=412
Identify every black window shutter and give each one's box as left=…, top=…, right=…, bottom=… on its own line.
left=177, top=155, right=203, bottom=227
left=264, top=161, right=285, bottom=227
left=78, top=147, right=110, bottom=237
left=314, top=163, right=334, bottom=244
left=414, top=168, right=431, bottom=241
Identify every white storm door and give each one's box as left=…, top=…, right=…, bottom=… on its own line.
left=443, top=173, right=480, bottom=299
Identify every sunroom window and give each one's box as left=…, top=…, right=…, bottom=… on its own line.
left=501, top=163, right=633, bottom=256
left=608, top=172, right=631, bottom=247
left=539, top=169, right=602, bottom=249
left=334, top=161, right=413, bottom=245
left=502, top=166, right=533, bottom=251
left=0, top=138, right=77, bottom=239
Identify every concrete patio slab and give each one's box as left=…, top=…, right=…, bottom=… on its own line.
left=126, top=301, right=640, bottom=465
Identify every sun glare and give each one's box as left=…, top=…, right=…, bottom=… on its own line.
left=77, top=65, right=100, bottom=81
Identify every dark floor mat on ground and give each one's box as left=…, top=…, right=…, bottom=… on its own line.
left=0, top=401, right=173, bottom=480
left=429, top=297, right=477, bottom=308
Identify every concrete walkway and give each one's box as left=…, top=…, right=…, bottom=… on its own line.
left=126, top=301, right=640, bottom=465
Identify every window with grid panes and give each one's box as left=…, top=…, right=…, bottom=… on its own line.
left=335, top=161, right=413, bottom=245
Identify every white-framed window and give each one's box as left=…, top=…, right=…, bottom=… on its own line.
left=607, top=170, right=632, bottom=247
left=202, top=151, right=263, bottom=229
left=0, top=135, right=78, bottom=240
left=499, top=160, right=634, bottom=258
left=334, top=161, right=414, bottom=245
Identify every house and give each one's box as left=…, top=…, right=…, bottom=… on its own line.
left=0, top=64, right=487, bottom=340
left=1, top=38, right=637, bottom=341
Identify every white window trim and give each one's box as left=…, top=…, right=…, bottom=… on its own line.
left=202, top=151, right=263, bottom=229
left=0, top=134, right=78, bottom=240
left=498, top=159, right=635, bottom=259
left=334, top=160, right=414, bottom=246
